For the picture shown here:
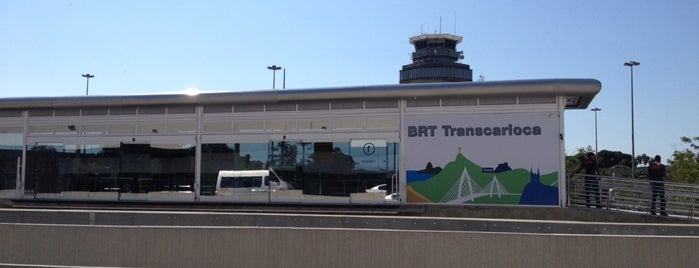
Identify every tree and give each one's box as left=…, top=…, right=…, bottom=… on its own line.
left=565, top=146, right=592, bottom=176
left=597, top=150, right=632, bottom=169
left=268, top=141, right=299, bottom=168
left=668, top=136, right=699, bottom=183
left=566, top=148, right=638, bottom=177
left=307, top=147, right=356, bottom=172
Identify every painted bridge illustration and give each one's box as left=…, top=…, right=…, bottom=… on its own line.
left=439, top=168, right=514, bottom=203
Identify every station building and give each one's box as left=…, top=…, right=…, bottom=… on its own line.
left=0, top=34, right=600, bottom=206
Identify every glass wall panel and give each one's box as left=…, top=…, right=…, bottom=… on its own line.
left=297, top=141, right=355, bottom=197
left=55, top=143, right=122, bottom=199
left=25, top=143, right=64, bottom=197
left=145, top=143, right=196, bottom=200
left=25, top=141, right=195, bottom=201
left=200, top=140, right=399, bottom=204
left=0, top=129, right=22, bottom=197
left=273, top=141, right=399, bottom=204
left=200, top=143, right=269, bottom=198
left=349, top=140, right=399, bottom=202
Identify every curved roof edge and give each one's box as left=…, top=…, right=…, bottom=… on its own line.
left=409, top=34, right=463, bottom=44
left=0, top=78, right=601, bottom=110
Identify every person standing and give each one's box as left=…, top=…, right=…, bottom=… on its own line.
left=648, top=155, right=667, bottom=216
left=581, top=152, right=601, bottom=208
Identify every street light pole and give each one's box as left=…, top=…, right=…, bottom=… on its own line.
left=267, top=65, right=282, bottom=89
left=624, top=60, right=639, bottom=178
left=82, top=73, right=94, bottom=95
left=591, top=107, right=601, bottom=155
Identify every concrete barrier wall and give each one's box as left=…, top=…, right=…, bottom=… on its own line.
left=1, top=223, right=698, bottom=268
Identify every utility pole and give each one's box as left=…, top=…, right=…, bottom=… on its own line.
left=267, top=65, right=281, bottom=89
left=591, top=107, right=601, bottom=155
left=82, top=73, right=94, bottom=95
left=624, top=61, right=639, bottom=178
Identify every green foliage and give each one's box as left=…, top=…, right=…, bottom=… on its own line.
left=668, top=136, right=699, bottom=183
left=566, top=136, right=699, bottom=182
left=566, top=146, right=651, bottom=178
left=597, top=150, right=632, bottom=169
left=565, top=146, right=592, bottom=176
left=566, top=147, right=634, bottom=177
left=681, top=136, right=699, bottom=150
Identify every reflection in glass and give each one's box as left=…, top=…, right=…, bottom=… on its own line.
left=0, top=132, right=22, bottom=197
left=201, top=141, right=399, bottom=203
left=25, top=142, right=195, bottom=200
left=21, top=138, right=398, bottom=203
left=200, top=143, right=268, bottom=196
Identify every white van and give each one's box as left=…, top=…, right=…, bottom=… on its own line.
left=215, top=169, right=290, bottom=196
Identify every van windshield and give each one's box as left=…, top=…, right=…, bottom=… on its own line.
left=220, top=176, right=263, bottom=188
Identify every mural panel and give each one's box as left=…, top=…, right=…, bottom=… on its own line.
left=405, top=112, right=560, bottom=205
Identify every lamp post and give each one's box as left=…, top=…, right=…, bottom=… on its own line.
left=267, top=65, right=282, bottom=89
left=591, top=107, right=601, bottom=155
left=81, top=73, right=94, bottom=95
left=624, top=60, right=639, bottom=178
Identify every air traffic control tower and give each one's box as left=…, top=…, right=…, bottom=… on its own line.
left=399, top=34, right=473, bottom=83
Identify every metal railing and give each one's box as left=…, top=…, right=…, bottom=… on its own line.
left=568, top=174, right=699, bottom=219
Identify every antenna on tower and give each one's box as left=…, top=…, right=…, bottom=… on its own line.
left=439, top=16, right=442, bottom=34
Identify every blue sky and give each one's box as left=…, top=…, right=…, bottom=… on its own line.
left=1, top=0, right=697, bottom=163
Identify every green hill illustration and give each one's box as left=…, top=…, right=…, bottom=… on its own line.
left=408, top=152, right=558, bottom=204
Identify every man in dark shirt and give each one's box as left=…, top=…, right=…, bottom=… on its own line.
left=581, top=152, right=601, bottom=208
left=648, top=155, right=667, bottom=216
